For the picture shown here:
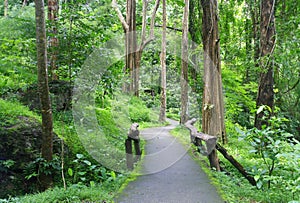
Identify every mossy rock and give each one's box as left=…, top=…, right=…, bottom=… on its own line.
left=0, top=115, right=62, bottom=198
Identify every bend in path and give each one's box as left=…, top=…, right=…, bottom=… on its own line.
left=116, top=119, right=224, bottom=203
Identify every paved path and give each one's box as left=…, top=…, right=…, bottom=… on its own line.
left=115, top=120, right=224, bottom=203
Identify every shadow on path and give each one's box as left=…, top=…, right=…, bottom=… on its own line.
left=115, top=119, right=224, bottom=203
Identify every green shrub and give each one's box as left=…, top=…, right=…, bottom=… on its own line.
left=3, top=178, right=126, bottom=203
left=128, top=97, right=150, bottom=122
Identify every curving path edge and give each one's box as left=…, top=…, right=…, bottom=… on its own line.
left=115, top=119, right=224, bottom=203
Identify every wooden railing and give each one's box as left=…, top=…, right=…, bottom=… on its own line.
left=185, top=118, right=256, bottom=186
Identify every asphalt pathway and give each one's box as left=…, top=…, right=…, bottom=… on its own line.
left=115, top=119, right=224, bottom=203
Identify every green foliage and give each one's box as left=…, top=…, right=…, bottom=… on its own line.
left=67, top=154, right=118, bottom=185
left=24, top=156, right=61, bottom=181
left=0, top=6, right=36, bottom=39
left=0, top=98, right=39, bottom=126
left=230, top=113, right=300, bottom=200
left=0, top=160, right=15, bottom=173
left=1, top=179, right=126, bottom=203
left=0, top=7, right=36, bottom=95
left=128, top=97, right=151, bottom=123
left=53, top=0, right=119, bottom=81
left=222, top=67, right=257, bottom=127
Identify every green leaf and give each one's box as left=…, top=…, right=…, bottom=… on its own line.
left=68, top=168, right=73, bottom=177
left=76, top=154, right=84, bottom=159
left=83, top=160, right=91, bottom=166
left=254, top=175, right=260, bottom=181
left=168, top=0, right=185, bottom=7
left=78, top=171, right=86, bottom=176
left=90, top=181, right=95, bottom=187
left=256, top=180, right=263, bottom=189
left=257, top=105, right=265, bottom=114
left=110, top=171, right=116, bottom=180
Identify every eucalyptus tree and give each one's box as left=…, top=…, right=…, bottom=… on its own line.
left=180, top=0, right=189, bottom=124
left=35, top=0, right=54, bottom=190
left=201, top=0, right=226, bottom=171
left=112, top=0, right=160, bottom=96
left=254, top=0, right=276, bottom=129
left=4, top=0, right=8, bottom=16
left=48, top=0, right=59, bottom=80
left=159, top=0, right=167, bottom=122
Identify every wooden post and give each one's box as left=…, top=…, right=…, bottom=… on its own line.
left=133, top=139, right=141, bottom=162
left=125, top=123, right=141, bottom=170
left=125, top=138, right=133, bottom=170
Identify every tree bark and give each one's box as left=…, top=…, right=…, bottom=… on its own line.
left=254, top=0, right=276, bottom=129
left=126, top=0, right=137, bottom=95
left=189, top=0, right=201, bottom=93
left=201, top=0, right=226, bottom=171
left=35, top=0, right=54, bottom=190
left=48, top=0, right=59, bottom=80
left=112, top=0, right=160, bottom=96
left=180, top=0, right=189, bottom=125
left=251, top=0, right=260, bottom=69
left=4, top=0, right=8, bottom=17
left=159, top=0, right=167, bottom=122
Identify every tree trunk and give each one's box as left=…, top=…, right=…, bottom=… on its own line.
left=180, top=0, right=189, bottom=125
left=35, top=0, right=54, bottom=190
left=254, top=0, right=276, bottom=129
left=125, top=0, right=137, bottom=95
left=201, top=0, right=226, bottom=171
left=159, top=0, right=167, bottom=122
left=252, top=0, right=260, bottom=69
left=4, top=0, right=8, bottom=17
left=113, top=0, right=160, bottom=97
left=189, top=0, right=201, bottom=92
left=48, top=0, right=59, bottom=80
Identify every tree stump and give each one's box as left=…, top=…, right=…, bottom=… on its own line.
left=125, top=123, right=141, bottom=170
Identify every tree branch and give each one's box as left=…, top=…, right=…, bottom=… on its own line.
left=284, top=75, right=300, bottom=93
left=112, top=0, right=129, bottom=32
left=137, top=23, right=182, bottom=32
left=139, top=0, right=161, bottom=51
left=141, top=0, right=148, bottom=43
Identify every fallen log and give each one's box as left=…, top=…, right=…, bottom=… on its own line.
left=216, top=143, right=256, bottom=186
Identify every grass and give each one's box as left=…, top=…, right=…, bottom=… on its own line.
left=0, top=98, right=40, bottom=127
left=1, top=179, right=126, bottom=203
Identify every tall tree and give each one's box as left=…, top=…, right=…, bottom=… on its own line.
left=112, top=0, right=160, bottom=96
left=180, top=0, right=189, bottom=124
left=159, top=0, right=167, bottom=122
left=189, top=0, right=201, bottom=91
left=201, top=0, right=226, bottom=171
left=254, top=0, right=276, bottom=129
left=4, top=0, right=8, bottom=17
left=48, top=0, right=59, bottom=80
left=35, top=0, right=54, bottom=190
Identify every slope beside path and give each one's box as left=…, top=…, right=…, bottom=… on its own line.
left=115, top=119, right=224, bottom=203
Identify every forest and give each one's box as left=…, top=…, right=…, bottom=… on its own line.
left=0, top=0, right=299, bottom=202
